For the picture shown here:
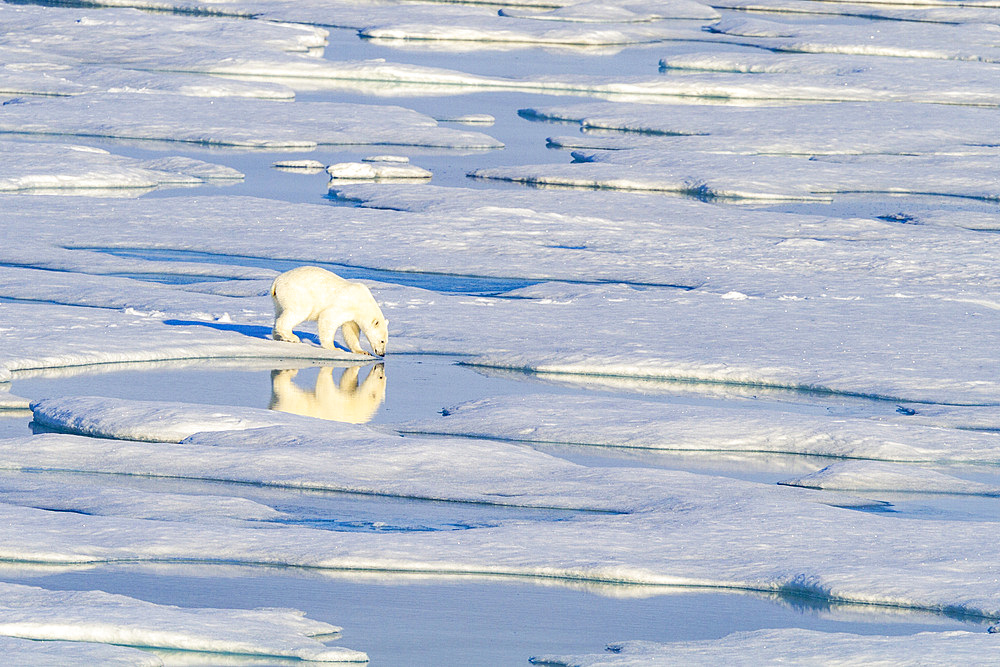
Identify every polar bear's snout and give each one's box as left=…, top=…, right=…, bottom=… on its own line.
left=369, top=316, right=388, bottom=356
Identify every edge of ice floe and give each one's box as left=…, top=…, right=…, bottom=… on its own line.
left=456, top=358, right=979, bottom=407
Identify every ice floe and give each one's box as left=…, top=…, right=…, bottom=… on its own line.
left=499, top=0, right=720, bottom=22
left=357, top=18, right=709, bottom=49
left=0, top=4, right=326, bottom=63
left=2, top=418, right=1000, bottom=619
left=326, top=161, right=432, bottom=181
left=779, top=461, right=1000, bottom=495
left=0, top=635, right=161, bottom=667
left=0, top=95, right=501, bottom=149
left=272, top=159, right=327, bottom=172
left=707, top=17, right=1000, bottom=61
left=713, top=0, right=1000, bottom=23
left=0, top=142, right=241, bottom=194
left=0, top=582, right=366, bottom=662
left=470, top=152, right=1000, bottom=201
left=399, top=395, right=1000, bottom=463
left=528, top=630, right=1000, bottom=666
left=31, top=395, right=322, bottom=442
left=0, top=62, right=296, bottom=99
left=522, top=100, right=1000, bottom=156
left=8, top=191, right=1000, bottom=302
left=3, top=194, right=1000, bottom=404
left=0, top=473, right=287, bottom=522
left=0, top=300, right=358, bottom=384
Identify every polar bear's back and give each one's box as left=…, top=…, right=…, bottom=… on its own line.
left=271, top=266, right=369, bottom=319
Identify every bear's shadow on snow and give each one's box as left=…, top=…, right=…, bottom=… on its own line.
left=162, top=319, right=348, bottom=352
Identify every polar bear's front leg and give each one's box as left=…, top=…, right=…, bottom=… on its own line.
left=317, top=310, right=362, bottom=353
left=340, top=321, right=372, bottom=356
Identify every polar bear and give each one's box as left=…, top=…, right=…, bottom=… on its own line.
left=270, top=266, right=387, bottom=356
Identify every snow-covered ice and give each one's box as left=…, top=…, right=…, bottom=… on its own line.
left=0, top=142, right=241, bottom=194
left=528, top=630, right=1000, bottom=666
left=521, top=100, right=1000, bottom=156
left=779, top=461, right=1000, bottom=495
left=0, top=95, right=501, bottom=149
left=5, top=0, right=1000, bottom=662
left=327, top=161, right=432, bottom=181
left=399, top=395, right=1000, bottom=463
left=2, top=194, right=1000, bottom=404
left=0, top=582, right=366, bottom=662
left=0, top=636, right=162, bottom=667
left=707, top=16, right=1000, bottom=61
left=471, top=152, right=1000, bottom=201
left=2, top=412, right=1000, bottom=621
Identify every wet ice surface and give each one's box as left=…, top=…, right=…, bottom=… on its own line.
left=5, top=0, right=1000, bottom=664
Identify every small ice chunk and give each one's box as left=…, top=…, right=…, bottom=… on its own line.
left=437, top=113, right=496, bottom=125
left=272, top=159, right=327, bottom=173
left=361, top=154, right=410, bottom=163
left=327, top=161, right=432, bottom=181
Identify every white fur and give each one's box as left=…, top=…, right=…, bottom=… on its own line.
left=270, top=266, right=388, bottom=356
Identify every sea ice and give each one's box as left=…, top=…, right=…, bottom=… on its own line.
left=399, top=395, right=1000, bottom=463
left=272, top=159, right=327, bottom=172
left=9, top=191, right=1000, bottom=302
left=0, top=473, right=288, bottom=522
left=713, top=0, right=1000, bottom=23
left=0, top=582, right=366, bottom=662
left=470, top=152, right=1000, bottom=201
left=0, top=300, right=357, bottom=384
left=498, top=0, right=720, bottom=22
left=358, top=17, right=709, bottom=48
left=521, top=100, right=1000, bottom=156
left=2, top=420, right=1000, bottom=618
left=528, top=630, right=1000, bottom=666
left=0, top=635, right=162, bottom=667
left=0, top=142, right=241, bottom=194
left=707, top=16, right=1000, bottom=61
left=327, top=161, right=432, bottom=181
left=0, top=94, right=502, bottom=149
left=779, top=461, right=1000, bottom=495
left=0, top=4, right=327, bottom=63
left=3, top=194, right=1000, bottom=404
left=30, top=395, right=331, bottom=443
left=0, top=62, right=295, bottom=99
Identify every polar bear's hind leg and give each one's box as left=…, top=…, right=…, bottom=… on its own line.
left=272, top=306, right=302, bottom=343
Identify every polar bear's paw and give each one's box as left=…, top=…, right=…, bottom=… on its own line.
left=273, top=331, right=301, bottom=343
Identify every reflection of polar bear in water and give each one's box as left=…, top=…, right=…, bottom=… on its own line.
left=271, top=266, right=387, bottom=356
left=269, top=364, right=386, bottom=424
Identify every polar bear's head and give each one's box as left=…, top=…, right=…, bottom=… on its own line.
left=365, top=316, right=388, bottom=356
